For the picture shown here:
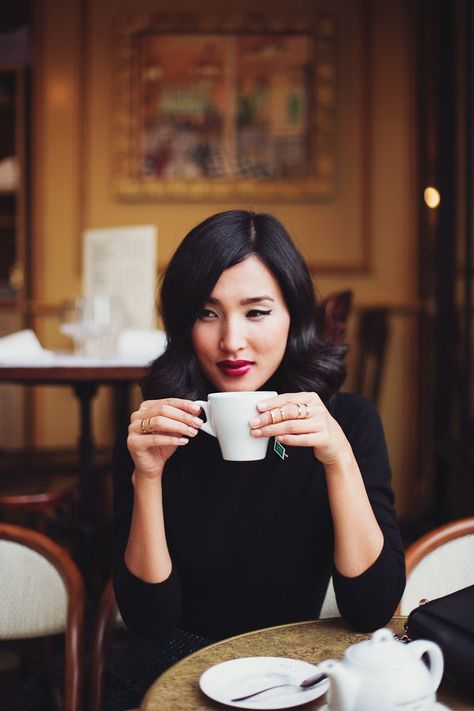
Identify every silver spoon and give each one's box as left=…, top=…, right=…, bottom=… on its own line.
left=230, top=670, right=327, bottom=702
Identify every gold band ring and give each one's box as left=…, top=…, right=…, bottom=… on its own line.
left=296, top=403, right=310, bottom=419
left=146, top=417, right=154, bottom=433
left=270, top=410, right=276, bottom=425
left=279, top=407, right=285, bottom=422
left=140, top=419, right=147, bottom=434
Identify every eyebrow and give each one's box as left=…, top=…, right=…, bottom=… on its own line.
left=206, top=296, right=275, bottom=305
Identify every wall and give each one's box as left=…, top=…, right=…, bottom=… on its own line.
left=32, top=0, right=418, bottom=517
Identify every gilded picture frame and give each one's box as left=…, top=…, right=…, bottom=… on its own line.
left=110, top=12, right=338, bottom=202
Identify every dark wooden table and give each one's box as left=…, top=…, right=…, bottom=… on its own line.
left=0, top=361, right=149, bottom=585
left=141, top=617, right=473, bottom=711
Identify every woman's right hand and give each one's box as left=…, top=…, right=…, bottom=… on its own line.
left=127, top=398, right=203, bottom=479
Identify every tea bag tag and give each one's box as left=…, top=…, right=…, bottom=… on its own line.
left=274, top=439, right=288, bottom=460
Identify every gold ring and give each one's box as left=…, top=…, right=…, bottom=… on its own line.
left=279, top=407, right=285, bottom=421
left=140, top=419, right=147, bottom=434
left=146, top=417, right=154, bottom=434
left=270, top=410, right=276, bottom=425
left=296, top=403, right=309, bottom=419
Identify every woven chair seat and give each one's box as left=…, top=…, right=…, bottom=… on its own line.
left=0, top=540, right=68, bottom=638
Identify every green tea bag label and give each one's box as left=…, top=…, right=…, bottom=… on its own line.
left=274, top=439, right=288, bottom=460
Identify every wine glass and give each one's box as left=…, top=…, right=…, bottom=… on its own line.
left=83, top=295, right=119, bottom=357
left=59, top=296, right=120, bottom=357
left=59, top=298, right=90, bottom=356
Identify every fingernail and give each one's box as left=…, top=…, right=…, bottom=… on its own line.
left=192, top=417, right=204, bottom=426
left=191, top=403, right=201, bottom=412
left=258, top=402, right=267, bottom=410
left=249, top=417, right=261, bottom=426
left=179, top=438, right=189, bottom=444
left=251, top=429, right=262, bottom=437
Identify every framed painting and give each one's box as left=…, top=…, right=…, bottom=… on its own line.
left=110, top=13, right=338, bottom=202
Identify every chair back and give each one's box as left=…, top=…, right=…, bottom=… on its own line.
left=0, top=523, right=85, bottom=711
left=399, top=517, right=474, bottom=615
left=352, top=307, right=390, bottom=405
left=90, top=577, right=124, bottom=711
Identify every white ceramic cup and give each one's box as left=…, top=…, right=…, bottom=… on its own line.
left=194, top=391, right=277, bottom=461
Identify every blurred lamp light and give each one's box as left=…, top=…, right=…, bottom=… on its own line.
left=424, top=187, right=441, bottom=208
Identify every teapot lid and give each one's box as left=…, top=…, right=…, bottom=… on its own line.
left=346, top=628, right=408, bottom=667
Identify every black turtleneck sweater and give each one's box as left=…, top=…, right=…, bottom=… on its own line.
left=112, top=392, right=405, bottom=642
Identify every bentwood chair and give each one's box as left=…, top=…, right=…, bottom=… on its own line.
left=0, top=523, right=85, bottom=711
left=352, top=307, right=390, bottom=406
left=90, top=577, right=124, bottom=711
left=0, top=439, right=119, bottom=545
left=398, top=516, right=474, bottom=615
left=0, top=466, right=79, bottom=535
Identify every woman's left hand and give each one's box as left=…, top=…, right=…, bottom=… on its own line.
left=250, top=392, right=353, bottom=468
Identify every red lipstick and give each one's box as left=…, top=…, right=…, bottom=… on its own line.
left=217, top=359, right=254, bottom=377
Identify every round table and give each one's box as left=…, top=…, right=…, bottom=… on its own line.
left=140, top=617, right=472, bottom=710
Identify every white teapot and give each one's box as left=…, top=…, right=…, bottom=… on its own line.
left=319, top=628, right=443, bottom=711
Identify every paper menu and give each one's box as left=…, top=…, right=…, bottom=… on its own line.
left=83, top=225, right=157, bottom=330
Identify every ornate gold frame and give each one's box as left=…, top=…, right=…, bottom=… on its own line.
left=110, top=12, right=337, bottom=202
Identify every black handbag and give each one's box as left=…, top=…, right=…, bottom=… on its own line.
left=405, top=584, right=474, bottom=695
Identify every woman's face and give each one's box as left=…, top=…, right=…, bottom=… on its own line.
left=191, top=255, right=291, bottom=392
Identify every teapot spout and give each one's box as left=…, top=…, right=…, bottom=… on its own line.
left=319, top=659, right=360, bottom=711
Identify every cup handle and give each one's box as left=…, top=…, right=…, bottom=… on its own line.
left=410, top=640, right=444, bottom=692
left=194, top=400, right=216, bottom=437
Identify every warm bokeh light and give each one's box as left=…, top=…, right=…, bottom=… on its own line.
left=424, top=186, right=441, bottom=208
left=47, top=78, right=73, bottom=108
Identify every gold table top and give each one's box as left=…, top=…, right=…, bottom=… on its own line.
left=140, top=617, right=473, bottom=711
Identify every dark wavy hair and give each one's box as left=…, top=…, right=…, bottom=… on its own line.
left=142, top=210, right=346, bottom=404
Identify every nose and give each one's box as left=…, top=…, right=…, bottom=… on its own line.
left=219, top=317, right=246, bottom=354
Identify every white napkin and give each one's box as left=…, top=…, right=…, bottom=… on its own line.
left=0, top=329, right=55, bottom=362
left=117, top=329, right=167, bottom=362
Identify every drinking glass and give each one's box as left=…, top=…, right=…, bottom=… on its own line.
left=59, top=296, right=120, bottom=357
left=59, top=298, right=90, bottom=356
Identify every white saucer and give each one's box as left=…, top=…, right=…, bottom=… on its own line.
left=199, top=656, right=329, bottom=709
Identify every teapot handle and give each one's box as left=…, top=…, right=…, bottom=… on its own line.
left=409, top=640, right=444, bottom=692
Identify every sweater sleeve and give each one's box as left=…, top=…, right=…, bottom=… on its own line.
left=331, top=394, right=406, bottom=631
left=111, top=428, right=183, bottom=641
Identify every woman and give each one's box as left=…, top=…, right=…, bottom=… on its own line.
left=110, top=210, right=405, bottom=708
